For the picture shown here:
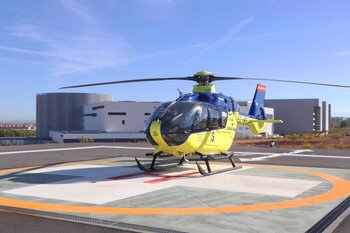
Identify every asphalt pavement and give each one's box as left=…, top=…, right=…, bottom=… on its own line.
left=0, top=142, right=349, bottom=233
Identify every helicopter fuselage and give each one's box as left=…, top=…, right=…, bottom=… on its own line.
left=144, top=91, right=240, bottom=157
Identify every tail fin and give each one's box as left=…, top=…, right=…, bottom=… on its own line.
left=248, top=84, right=267, bottom=134
left=249, top=84, right=267, bottom=120
left=237, top=84, right=283, bottom=135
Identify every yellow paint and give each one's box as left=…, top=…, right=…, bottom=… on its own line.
left=152, top=110, right=237, bottom=156
left=147, top=109, right=277, bottom=157
left=237, top=114, right=270, bottom=135
left=149, top=120, right=168, bottom=153
left=192, top=84, right=216, bottom=94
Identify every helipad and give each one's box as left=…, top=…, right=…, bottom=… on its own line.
left=0, top=155, right=349, bottom=232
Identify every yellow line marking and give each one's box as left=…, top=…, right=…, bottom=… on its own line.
left=0, top=163, right=349, bottom=215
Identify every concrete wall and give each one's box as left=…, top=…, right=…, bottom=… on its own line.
left=37, top=93, right=113, bottom=138
left=235, top=101, right=274, bottom=138
left=265, top=99, right=329, bottom=134
left=49, top=130, right=145, bottom=143
left=83, top=101, right=162, bottom=132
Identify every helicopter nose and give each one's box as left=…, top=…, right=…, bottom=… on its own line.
left=161, top=132, right=189, bottom=146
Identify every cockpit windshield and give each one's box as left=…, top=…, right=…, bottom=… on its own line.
left=160, top=101, right=227, bottom=133
left=161, top=102, right=208, bottom=133
left=145, top=100, right=228, bottom=135
left=144, top=101, right=172, bottom=131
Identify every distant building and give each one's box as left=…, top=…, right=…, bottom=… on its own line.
left=49, top=101, right=162, bottom=143
left=0, top=124, right=36, bottom=130
left=41, top=94, right=331, bottom=143
left=50, top=100, right=275, bottom=143
left=265, top=99, right=331, bottom=134
left=36, top=93, right=113, bottom=138
left=83, top=101, right=162, bottom=132
left=236, top=101, right=275, bottom=138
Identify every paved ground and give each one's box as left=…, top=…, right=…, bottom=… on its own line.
left=0, top=142, right=349, bottom=169
left=0, top=143, right=349, bottom=232
left=334, top=214, right=350, bottom=233
left=0, top=211, right=132, bottom=233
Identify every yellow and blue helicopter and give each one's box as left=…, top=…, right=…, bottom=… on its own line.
left=61, top=71, right=350, bottom=175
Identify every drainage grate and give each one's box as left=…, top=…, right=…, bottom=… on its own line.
left=0, top=205, right=186, bottom=233
left=306, top=195, right=350, bottom=233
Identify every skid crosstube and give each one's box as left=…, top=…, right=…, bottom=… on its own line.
left=193, top=152, right=242, bottom=176
left=135, top=152, right=241, bottom=176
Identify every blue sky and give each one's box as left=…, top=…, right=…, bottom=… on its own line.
left=1, top=0, right=350, bottom=122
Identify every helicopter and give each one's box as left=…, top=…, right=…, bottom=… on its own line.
left=61, top=71, right=350, bottom=176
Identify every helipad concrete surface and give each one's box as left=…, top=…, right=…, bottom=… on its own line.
left=0, top=153, right=349, bottom=233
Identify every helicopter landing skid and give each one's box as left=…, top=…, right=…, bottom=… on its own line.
left=135, top=152, right=241, bottom=176
left=135, top=152, right=186, bottom=172
left=194, top=152, right=242, bottom=176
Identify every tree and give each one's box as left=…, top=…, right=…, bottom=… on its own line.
left=340, top=120, right=348, bottom=128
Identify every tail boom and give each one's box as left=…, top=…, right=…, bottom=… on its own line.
left=237, top=84, right=282, bottom=135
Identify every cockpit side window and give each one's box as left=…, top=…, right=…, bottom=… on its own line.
left=192, top=105, right=208, bottom=131
left=208, top=107, right=228, bottom=129
left=208, top=107, right=220, bottom=129
left=219, top=110, right=228, bottom=128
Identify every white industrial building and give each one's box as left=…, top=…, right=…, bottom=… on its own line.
left=50, top=101, right=162, bottom=143
left=50, top=100, right=275, bottom=143
left=235, top=101, right=275, bottom=138
left=43, top=93, right=330, bottom=143
left=83, top=101, right=161, bottom=132
left=82, top=100, right=274, bottom=138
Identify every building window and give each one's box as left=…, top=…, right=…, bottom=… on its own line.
left=92, top=105, right=104, bottom=110
left=313, top=106, right=321, bottom=131
left=83, top=113, right=97, bottom=117
left=108, top=112, right=127, bottom=115
left=122, top=120, right=125, bottom=125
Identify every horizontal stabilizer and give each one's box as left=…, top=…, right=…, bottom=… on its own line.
left=249, top=119, right=283, bottom=123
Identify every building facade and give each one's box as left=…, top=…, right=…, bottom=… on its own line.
left=83, top=100, right=274, bottom=138
left=236, top=101, right=275, bottom=138
left=41, top=94, right=330, bottom=142
left=36, top=93, right=113, bottom=138
left=265, top=99, right=331, bottom=134
left=83, top=101, right=162, bottom=132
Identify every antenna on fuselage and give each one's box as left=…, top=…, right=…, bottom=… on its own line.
left=177, top=88, right=184, bottom=97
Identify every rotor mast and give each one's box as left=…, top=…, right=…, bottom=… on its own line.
left=192, top=71, right=217, bottom=94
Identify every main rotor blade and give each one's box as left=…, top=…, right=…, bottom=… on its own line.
left=60, top=76, right=196, bottom=89
left=213, top=76, right=350, bottom=88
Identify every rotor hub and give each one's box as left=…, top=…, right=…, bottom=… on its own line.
left=193, top=71, right=214, bottom=85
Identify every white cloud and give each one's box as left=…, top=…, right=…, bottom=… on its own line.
left=302, top=20, right=350, bottom=35
left=188, top=16, right=255, bottom=63
left=4, top=23, right=132, bottom=75
left=58, top=0, right=95, bottom=24
left=336, top=51, right=350, bottom=57
left=136, top=0, right=175, bottom=9
left=7, top=24, right=43, bottom=41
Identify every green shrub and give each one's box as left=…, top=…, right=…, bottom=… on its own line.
left=0, top=130, right=36, bottom=137
left=339, top=141, right=348, bottom=149
left=303, top=142, right=312, bottom=149
left=286, top=134, right=299, bottom=140
left=79, top=137, right=94, bottom=143
left=301, top=133, right=314, bottom=140
left=329, top=131, right=345, bottom=139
